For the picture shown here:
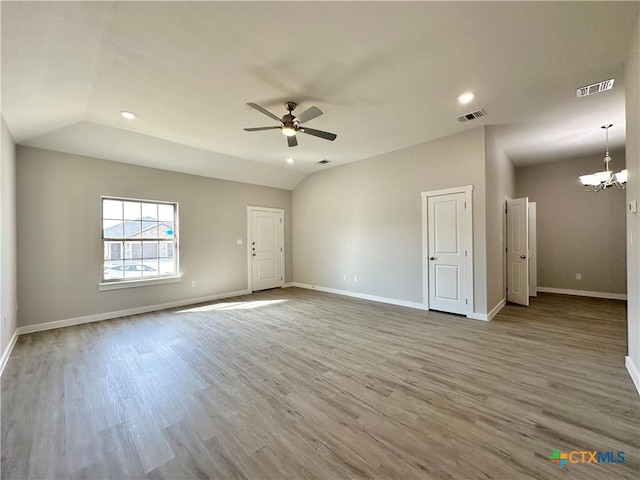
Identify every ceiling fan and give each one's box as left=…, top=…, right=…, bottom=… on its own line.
left=244, top=101, right=337, bottom=147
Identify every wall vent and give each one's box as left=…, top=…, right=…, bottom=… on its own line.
left=457, top=109, right=487, bottom=123
left=316, top=159, right=330, bottom=165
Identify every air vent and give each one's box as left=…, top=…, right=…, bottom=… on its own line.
left=576, top=78, right=614, bottom=98
left=316, top=159, right=330, bottom=165
left=457, top=109, right=486, bottom=123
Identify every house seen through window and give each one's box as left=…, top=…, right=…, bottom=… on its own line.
left=102, top=197, right=178, bottom=282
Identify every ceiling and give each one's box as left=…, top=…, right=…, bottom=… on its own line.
left=2, top=1, right=638, bottom=190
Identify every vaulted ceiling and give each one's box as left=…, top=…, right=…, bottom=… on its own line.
left=2, top=1, right=638, bottom=189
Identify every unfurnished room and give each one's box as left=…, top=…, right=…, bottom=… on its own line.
left=0, top=1, right=639, bottom=479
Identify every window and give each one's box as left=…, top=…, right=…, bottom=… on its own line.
left=101, top=197, right=178, bottom=284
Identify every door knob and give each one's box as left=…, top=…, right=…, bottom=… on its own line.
left=520, top=255, right=526, bottom=259
left=429, top=257, right=436, bottom=261
left=252, top=253, right=256, bottom=257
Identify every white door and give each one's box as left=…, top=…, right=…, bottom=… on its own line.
left=528, top=202, right=537, bottom=297
left=506, top=197, right=529, bottom=306
left=428, top=193, right=468, bottom=315
left=249, top=208, right=283, bottom=291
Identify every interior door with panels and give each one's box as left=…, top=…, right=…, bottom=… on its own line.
left=249, top=208, right=284, bottom=291
left=506, top=197, right=529, bottom=306
left=427, top=192, right=468, bottom=315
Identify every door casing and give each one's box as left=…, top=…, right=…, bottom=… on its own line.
left=421, top=185, right=474, bottom=317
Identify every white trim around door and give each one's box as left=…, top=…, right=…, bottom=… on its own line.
left=247, top=206, right=285, bottom=292
left=421, top=185, right=475, bottom=318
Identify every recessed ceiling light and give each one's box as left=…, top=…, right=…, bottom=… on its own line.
left=458, top=92, right=474, bottom=104
left=120, top=111, right=136, bottom=120
left=286, top=158, right=294, bottom=164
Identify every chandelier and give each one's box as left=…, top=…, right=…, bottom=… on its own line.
left=579, top=124, right=627, bottom=191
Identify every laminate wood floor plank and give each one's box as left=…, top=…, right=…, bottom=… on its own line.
left=2, top=289, right=638, bottom=479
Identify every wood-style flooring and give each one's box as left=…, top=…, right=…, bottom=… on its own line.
left=1, top=288, right=638, bottom=479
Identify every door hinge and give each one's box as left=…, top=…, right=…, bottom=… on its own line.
left=464, top=201, right=467, bottom=209
left=280, top=218, right=283, bottom=223
left=280, top=247, right=283, bottom=252
left=465, top=299, right=468, bottom=304
left=465, top=250, right=467, bottom=257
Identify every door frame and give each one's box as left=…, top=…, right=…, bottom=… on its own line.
left=421, top=185, right=474, bottom=317
left=528, top=202, right=537, bottom=297
left=246, top=206, right=285, bottom=292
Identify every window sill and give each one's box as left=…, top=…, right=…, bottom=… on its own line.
left=98, top=275, right=182, bottom=291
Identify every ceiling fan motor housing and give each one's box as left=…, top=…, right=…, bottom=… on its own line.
left=284, top=101, right=297, bottom=112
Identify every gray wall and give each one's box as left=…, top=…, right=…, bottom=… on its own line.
left=516, top=153, right=627, bottom=294
left=16, top=146, right=292, bottom=328
left=1, top=117, right=18, bottom=358
left=292, top=127, right=488, bottom=314
left=485, top=127, right=515, bottom=311
left=625, top=12, right=640, bottom=387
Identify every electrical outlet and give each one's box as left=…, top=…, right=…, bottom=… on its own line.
left=575, top=273, right=582, bottom=280
left=354, top=275, right=358, bottom=283
left=191, top=280, right=197, bottom=287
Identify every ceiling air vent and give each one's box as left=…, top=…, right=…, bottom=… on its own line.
left=316, top=159, right=330, bottom=165
left=576, top=78, right=614, bottom=97
left=457, top=109, right=487, bottom=123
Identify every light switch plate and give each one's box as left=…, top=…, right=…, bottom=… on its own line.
left=629, top=201, right=637, bottom=213
left=237, top=239, right=243, bottom=245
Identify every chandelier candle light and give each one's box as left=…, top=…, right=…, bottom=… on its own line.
left=579, top=124, right=627, bottom=191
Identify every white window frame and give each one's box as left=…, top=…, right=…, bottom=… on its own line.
left=98, top=196, right=181, bottom=291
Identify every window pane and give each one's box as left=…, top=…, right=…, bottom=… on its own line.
left=124, top=241, right=142, bottom=260
left=160, top=222, right=174, bottom=238
left=103, top=199, right=122, bottom=220
left=158, top=204, right=174, bottom=221
left=141, top=202, right=158, bottom=220
left=124, top=220, right=143, bottom=239
left=141, top=221, right=157, bottom=237
left=103, top=220, right=123, bottom=239
left=142, top=241, right=158, bottom=259
left=124, top=262, right=143, bottom=278
left=104, top=264, right=124, bottom=280
left=104, top=241, right=123, bottom=260
left=143, top=258, right=160, bottom=275
left=123, top=201, right=141, bottom=220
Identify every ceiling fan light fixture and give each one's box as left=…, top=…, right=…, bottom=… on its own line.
left=281, top=126, right=296, bottom=137
left=120, top=111, right=136, bottom=120
left=286, top=158, right=294, bottom=164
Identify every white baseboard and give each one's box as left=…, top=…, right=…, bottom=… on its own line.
left=537, top=287, right=627, bottom=301
left=487, top=298, right=506, bottom=321
left=283, top=282, right=294, bottom=288
left=0, top=330, right=19, bottom=377
left=16, top=289, right=251, bottom=336
left=626, top=356, right=640, bottom=396
left=291, top=283, right=426, bottom=310
left=467, top=312, right=489, bottom=321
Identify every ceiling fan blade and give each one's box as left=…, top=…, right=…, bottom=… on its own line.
left=299, top=127, right=337, bottom=141
left=247, top=102, right=282, bottom=123
left=295, top=106, right=323, bottom=124
left=287, top=135, right=298, bottom=147
left=244, top=126, right=281, bottom=132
